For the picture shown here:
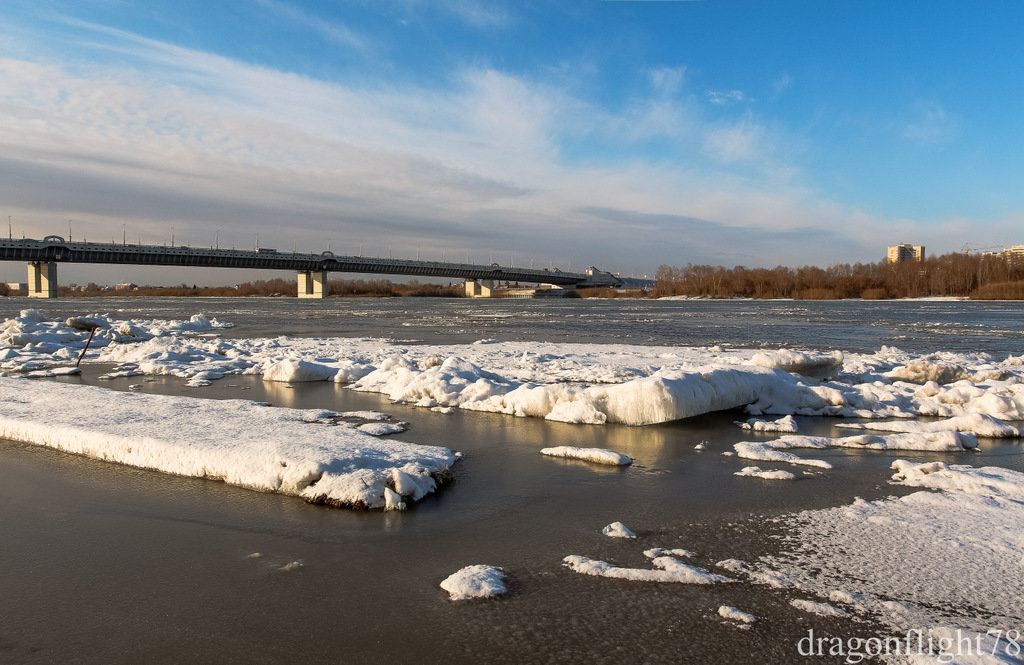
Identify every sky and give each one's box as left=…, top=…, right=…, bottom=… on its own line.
left=2, top=0, right=1023, bottom=286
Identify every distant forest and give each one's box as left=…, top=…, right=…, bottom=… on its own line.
left=652, top=252, right=1024, bottom=300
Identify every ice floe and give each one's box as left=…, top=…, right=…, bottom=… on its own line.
left=718, top=605, right=756, bottom=627
left=0, top=376, right=456, bottom=510
left=3, top=310, right=1024, bottom=427
left=734, top=466, right=797, bottom=480
left=836, top=413, right=1021, bottom=438
left=789, top=598, right=849, bottom=618
left=738, top=414, right=799, bottom=432
left=643, top=547, right=695, bottom=559
left=540, top=446, right=632, bottom=466
left=440, top=565, right=507, bottom=601
left=733, top=430, right=980, bottom=469
left=753, top=460, right=1024, bottom=638
left=601, top=521, right=637, bottom=539
left=562, top=554, right=731, bottom=585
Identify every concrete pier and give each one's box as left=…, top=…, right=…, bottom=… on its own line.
left=464, top=279, right=494, bottom=298
left=27, top=262, right=57, bottom=298
left=297, top=270, right=327, bottom=298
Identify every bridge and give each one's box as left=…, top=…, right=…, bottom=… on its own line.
left=1, top=236, right=653, bottom=298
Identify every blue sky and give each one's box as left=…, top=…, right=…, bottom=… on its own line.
left=2, top=0, right=1022, bottom=284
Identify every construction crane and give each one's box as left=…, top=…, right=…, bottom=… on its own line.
left=963, top=243, right=1004, bottom=254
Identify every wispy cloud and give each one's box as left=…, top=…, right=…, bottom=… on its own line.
left=0, top=18, right=939, bottom=273
left=251, top=0, right=371, bottom=51
left=707, top=89, right=750, bottom=106
left=903, top=102, right=958, bottom=146
left=771, top=72, right=793, bottom=96
left=649, top=66, right=686, bottom=95
left=442, top=0, right=514, bottom=28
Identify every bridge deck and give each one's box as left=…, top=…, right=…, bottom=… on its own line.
left=1, top=237, right=594, bottom=286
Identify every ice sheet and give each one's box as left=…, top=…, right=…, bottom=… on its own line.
left=4, top=310, right=1024, bottom=427
left=0, top=376, right=456, bottom=510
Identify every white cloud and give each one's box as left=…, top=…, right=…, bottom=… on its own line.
left=904, top=103, right=959, bottom=146
left=649, top=66, right=686, bottom=95
left=252, top=0, right=370, bottom=51
left=444, top=0, right=514, bottom=28
left=702, top=117, right=769, bottom=163
left=707, top=89, right=749, bottom=106
left=0, top=21, right=965, bottom=277
left=772, top=72, right=793, bottom=96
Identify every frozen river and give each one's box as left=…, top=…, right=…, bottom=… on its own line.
left=2, top=295, right=1018, bottom=354
left=0, top=297, right=1021, bottom=664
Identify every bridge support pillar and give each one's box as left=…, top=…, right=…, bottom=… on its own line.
left=464, top=279, right=494, bottom=298
left=297, top=270, right=327, bottom=299
left=28, top=262, right=58, bottom=298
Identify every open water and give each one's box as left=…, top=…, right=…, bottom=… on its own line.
left=0, top=297, right=1021, bottom=664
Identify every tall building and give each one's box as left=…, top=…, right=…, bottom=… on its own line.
left=1004, top=244, right=1024, bottom=266
left=887, top=244, right=926, bottom=263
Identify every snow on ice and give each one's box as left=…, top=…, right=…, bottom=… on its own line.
left=732, top=430, right=981, bottom=470
left=718, top=605, right=757, bottom=627
left=562, top=554, right=731, bottom=585
left=752, top=460, right=1024, bottom=639
left=788, top=598, right=849, bottom=618
left=602, top=521, right=637, bottom=539
left=440, top=565, right=507, bottom=601
left=3, top=310, right=1024, bottom=428
left=0, top=377, right=457, bottom=510
left=540, top=446, right=632, bottom=466
left=734, top=466, right=797, bottom=480
left=737, top=414, right=798, bottom=433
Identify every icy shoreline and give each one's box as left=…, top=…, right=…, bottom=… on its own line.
left=0, top=377, right=457, bottom=510
left=2, top=310, right=1022, bottom=430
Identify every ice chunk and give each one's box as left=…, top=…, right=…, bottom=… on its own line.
left=733, top=442, right=832, bottom=469
left=836, top=413, right=1021, bottom=438
left=601, top=522, right=637, bottom=538
left=751, top=349, right=843, bottom=377
left=263, top=359, right=337, bottom=382
left=889, top=359, right=971, bottom=384
left=562, top=555, right=731, bottom=584
left=738, top=414, right=798, bottom=433
left=718, top=606, right=756, bottom=625
left=734, top=466, right=797, bottom=480
left=541, top=446, right=632, bottom=466
left=890, top=460, right=1024, bottom=500
left=440, top=565, right=506, bottom=601
left=789, top=598, right=849, bottom=618
left=0, top=377, right=457, bottom=510
left=358, top=422, right=407, bottom=436
left=643, top=548, right=695, bottom=559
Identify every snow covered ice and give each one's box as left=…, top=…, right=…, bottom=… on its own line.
left=563, top=554, right=731, bottom=585
left=540, top=446, right=632, bottom=466
left=734, top=466, right=797, bottom=480
left=601, top=521, right=637, bottom=538
left=439, top=565, right=507, bottom=601
left=3, top=310, right=1024, bottom=429
left=752, top=460, right=1024, bottom=640
left=717, top=605, right=756, bottom=627
left=0, top=377, right=457, bottom=510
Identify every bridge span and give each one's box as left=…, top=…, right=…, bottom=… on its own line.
left=1, top=236, right=652, bottom=298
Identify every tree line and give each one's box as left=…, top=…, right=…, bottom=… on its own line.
left=652, top=252, right=1024, bottom=300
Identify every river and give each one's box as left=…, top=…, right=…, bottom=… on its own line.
left=0, top=297, right=1021, bottom=664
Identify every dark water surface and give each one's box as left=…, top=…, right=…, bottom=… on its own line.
left=0, top=297, right=1021, bottom=664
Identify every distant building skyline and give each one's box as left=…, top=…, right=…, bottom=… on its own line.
left=887, top=244, right=926, bottom=264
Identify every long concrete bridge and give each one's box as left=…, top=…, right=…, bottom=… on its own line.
left=1, top=236, right=653, bottom=298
